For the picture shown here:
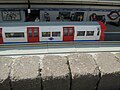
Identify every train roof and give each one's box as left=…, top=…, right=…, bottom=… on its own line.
left=0, top=22, right=99, bottom=27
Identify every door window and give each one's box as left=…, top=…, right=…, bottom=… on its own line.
left=28, top=29, right=32, bottom=37
left=0, top=30, right=2, bottom=37
left=63, top=28, right=69, bottom=36
left=69, top=28, right=74, bottom=36
left=34, top=29, right=39, bottom=37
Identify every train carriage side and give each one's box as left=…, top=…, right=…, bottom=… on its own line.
left=40, top=26, right=63, bottom=42
left=38, top=22, right=105, bottom=42
left=0, top=22, right=106, bottom=44
left=2, top=26, right=27, bottom=44
left=74, top=24, right=101, bottom=41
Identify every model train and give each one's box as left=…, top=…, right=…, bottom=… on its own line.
left=0, top=21, right=106, bottom=44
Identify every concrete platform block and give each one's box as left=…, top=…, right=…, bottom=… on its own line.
left=0, top=57, right=13, bottom=90
left=41, top=55, right=70, bottom=90
left=95, top=53, right=120, bottom=90
left=67, top=53, right=99, bottom=90
left=11, top=56, right=41, bottom=90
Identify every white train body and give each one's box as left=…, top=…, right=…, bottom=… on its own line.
left=0, top=22, right=105, bottom=44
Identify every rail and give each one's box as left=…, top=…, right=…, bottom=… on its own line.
left=0, top=41, right=120, bottom=48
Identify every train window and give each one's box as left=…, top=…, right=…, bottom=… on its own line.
left=86, top=31, right=94, bottom=36
left=42, top=32, right=50, bottom=37
left=77, top=31, right=85, bottom=36
left=63, top=28, right=69, bottom=36
left=69, top=28, right=74, bottom=36
left=0, top=34, right=2, bottom=37
left=0, top=32, right=2, bottom=37
left=28, top=29, right=32, bottom=37
left=97, top=28, right=100, bottom=36
left=97, top=31, right=100, bottom=36
left=0, top=29, right=2, bottom=37
left=52, top=32, right=60, bottom=37
left=5, top=32, right=24, bottom=38
left=34, top=29, right=39, bottom=37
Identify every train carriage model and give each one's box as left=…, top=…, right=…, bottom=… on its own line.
left=0, top=21, right=106, bottom=44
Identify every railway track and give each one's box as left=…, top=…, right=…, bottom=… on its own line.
left=0, top=41, right=120, bottom=48
left=0, top=41, right=120, bottom=56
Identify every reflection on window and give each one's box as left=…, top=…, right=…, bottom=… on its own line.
left=42, top=32, right=50, bottom=37
left=52, top=32, right=60, bottom=37
left=5, top=32, right=24, bottom=38
left=77, top=31, right=85, bottom=36
left=34, top=29, right=39, bottom=37
left=2, top=10, right=21, bottom=21
left=86, top=31, right=94, bottom=36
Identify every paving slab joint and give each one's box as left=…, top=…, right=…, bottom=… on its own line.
left=65, top=56, right=72, bottom=90
left=38, top=62, right=43, bottom=90
left=92, top=56, right=102, bottom=90
left=8, top=60, right=14, bottom=90
left=94, top=67, right=101, bottom=90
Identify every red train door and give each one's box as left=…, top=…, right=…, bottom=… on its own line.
left=27, top=27, right=39, bottom=43
left=63, top=27, right=74, bottom=42
left=0, top=28, right=3, bottom=44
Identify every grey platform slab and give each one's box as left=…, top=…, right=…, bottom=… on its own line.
left=67, top=53, right=99, bottom=90
left=11, top=56, right=41, bottom=90
left=95, top=53, right=120, bottom=90
left=41, top=55, right=70, bottom=90
left=0, top=57, right=13, bottom=90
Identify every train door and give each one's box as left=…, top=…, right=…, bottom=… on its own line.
left=63, top=27, right=74, bottom=41
left=27, top=27, right=39, bottom=43
left=0, top=28, right=3, bottom=44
